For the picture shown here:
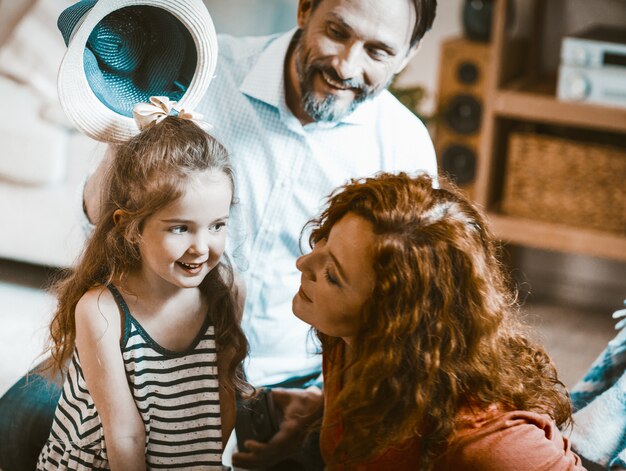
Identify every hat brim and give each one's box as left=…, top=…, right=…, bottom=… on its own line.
left=58, top=0, right=217, bottom=143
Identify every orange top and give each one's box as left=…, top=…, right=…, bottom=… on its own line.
left=320, top=342, right=586, bottom=471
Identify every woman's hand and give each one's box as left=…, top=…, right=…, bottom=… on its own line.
left=232, top=386, right=323, bottom=469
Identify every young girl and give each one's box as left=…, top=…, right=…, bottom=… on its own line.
left=37, top=101, right=248, bottom=469
left=292, top=172, right=585, bottom=470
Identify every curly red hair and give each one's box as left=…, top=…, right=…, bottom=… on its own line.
left=308, top=172, right=571, bottom=468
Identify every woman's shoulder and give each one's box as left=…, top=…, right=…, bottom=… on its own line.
left=439, top=407, right=586, bottom=471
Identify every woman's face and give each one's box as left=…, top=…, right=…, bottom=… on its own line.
left=293, top=212, right=376, bottom=345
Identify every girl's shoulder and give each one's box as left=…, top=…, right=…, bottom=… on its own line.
left=76, top=284, right=118, bottom=314
left=75, top=285, right=124, bottom=341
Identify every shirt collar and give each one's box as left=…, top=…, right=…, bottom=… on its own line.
left=336, top=96, right=377, bottom=126
left=239, top=28, right=379, bottom=128
left=239, top=29, right=295, bottom=110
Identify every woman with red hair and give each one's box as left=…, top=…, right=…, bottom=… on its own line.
left=292, top=172, right=585, bottom=470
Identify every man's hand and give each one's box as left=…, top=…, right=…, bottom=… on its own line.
left=232, top=386, right=323, bottom=469
left=83, top=145, right=117, bottom=224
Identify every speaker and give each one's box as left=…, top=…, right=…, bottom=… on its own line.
left=462, top=0, right=516, bottom=43
left=462, top=0, right=494, bottom=42
left=434, top=37, right=490, bottom=199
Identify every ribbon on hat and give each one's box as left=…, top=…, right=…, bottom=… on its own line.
left=132, top=96, right=210, bottom=131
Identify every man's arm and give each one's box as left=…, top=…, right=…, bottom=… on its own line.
left=83, top=145, right=117, bottom=225
left=231, top=386, right=323, bottom=469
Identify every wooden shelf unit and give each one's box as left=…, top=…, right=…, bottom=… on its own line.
left=475, top=0, right=626, bottom=262
left=494, top=84, right=626, bottom=134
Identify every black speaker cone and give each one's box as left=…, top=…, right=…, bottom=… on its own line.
left=463, top=0, right=515, bottom=42
left=463, top=0, right=494, bottom=42
left=458, top=61, right=479, bottom=85
left=441, top=144, right=477, bottom=185
left=443, top=94, right=482, bottom=135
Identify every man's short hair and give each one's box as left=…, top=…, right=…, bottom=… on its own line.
left=310, top=0, right=437, bottom=49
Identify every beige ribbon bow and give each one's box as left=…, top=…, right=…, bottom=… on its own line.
left=132, top=96, right=210, bottom=131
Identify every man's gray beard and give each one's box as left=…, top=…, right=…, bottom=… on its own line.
left=301, top=90, right=366, bottom=123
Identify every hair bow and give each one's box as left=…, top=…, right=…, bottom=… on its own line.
left=132, top=96, right=211, bottom=131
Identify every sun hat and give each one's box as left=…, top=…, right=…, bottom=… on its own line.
left=57, top=0, right=218, bottom=143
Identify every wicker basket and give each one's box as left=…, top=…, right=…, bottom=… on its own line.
left=501, top=132, right=626, bottom=235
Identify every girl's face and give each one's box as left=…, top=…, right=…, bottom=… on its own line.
left=293, top=212, right=376, bottom=345
left=137, top=170, right=232, bottom=290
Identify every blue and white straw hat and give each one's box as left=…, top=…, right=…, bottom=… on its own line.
left=57, top=0, right=218, bottom=143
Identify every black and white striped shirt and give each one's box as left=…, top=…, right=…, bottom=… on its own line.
left=38, top=285, right=224, bottom=470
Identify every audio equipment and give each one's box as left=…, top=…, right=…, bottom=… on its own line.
left=557, top=26, right=626, bottom=109
left=434, top=37, right=490, bottom=199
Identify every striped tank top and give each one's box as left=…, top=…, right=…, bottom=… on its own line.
left=37, top=284, right=225, bottom=470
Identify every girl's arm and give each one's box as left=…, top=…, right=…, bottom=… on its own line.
left=75, top=287, right=146, bottom=470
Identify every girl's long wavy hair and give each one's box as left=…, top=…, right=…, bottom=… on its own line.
left=40, top=117, right=248, bottom=395
left=309, top=172, right=571, bottom=469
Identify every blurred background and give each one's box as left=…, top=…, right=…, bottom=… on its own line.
left=0, top=0, right=624, bottom=424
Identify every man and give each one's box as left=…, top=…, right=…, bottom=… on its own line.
left=197, top=0, right=437, bottom=388
left=0, top=0, right=437, bottom=469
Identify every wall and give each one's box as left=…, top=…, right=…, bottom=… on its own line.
left=203, top=0, right=297, bottom=37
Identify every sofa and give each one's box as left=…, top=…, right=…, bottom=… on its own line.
left=0, top=0, right=106, bottom=268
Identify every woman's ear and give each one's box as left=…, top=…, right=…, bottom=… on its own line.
left=113, top=209, right=126, bottom=226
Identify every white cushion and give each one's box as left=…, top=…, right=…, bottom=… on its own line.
left=0, top=78, right=67, bottom=185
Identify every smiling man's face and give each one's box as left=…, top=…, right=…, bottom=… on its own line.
left=292, top=0, right=417, bottom=123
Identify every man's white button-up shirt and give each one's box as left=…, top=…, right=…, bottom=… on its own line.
left=199, top=30, right=437, bottom=386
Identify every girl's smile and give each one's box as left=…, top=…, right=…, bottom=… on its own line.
left=176, top=260, right=207, bottom=274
